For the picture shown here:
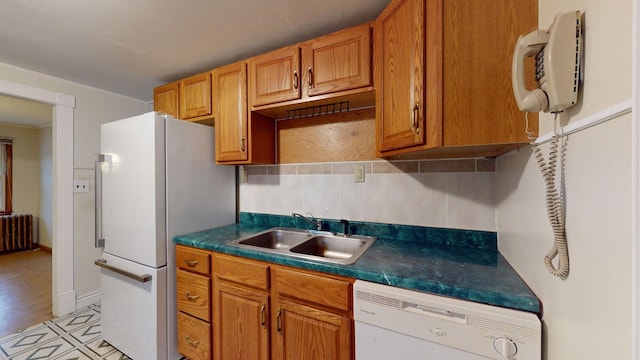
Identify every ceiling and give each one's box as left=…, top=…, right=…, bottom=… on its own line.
left=0, top=0, right=390, bottom=103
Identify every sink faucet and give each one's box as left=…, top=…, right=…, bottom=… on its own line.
left=340, top=219, right=351, bottom=237
left=292, top=213, right=322, bottom=231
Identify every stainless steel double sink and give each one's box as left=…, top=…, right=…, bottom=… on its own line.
left=228, top=227, right=376, bottom=265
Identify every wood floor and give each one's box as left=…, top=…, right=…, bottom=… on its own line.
left=0, top=249, right=52, bottom=338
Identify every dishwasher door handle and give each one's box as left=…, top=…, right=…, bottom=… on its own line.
left=95, top=259, right=152, bottom=283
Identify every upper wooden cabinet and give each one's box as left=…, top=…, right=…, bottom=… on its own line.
left=249, top=45, right=301, bottom=107
left=213, top=61, right=275, bottom=165
left=153, top=81, right=179, bottom=118
left=213, top=62, right=248, bottom=163
left=180, top=72, right=212, bottom=120
left=375, top=0, right=538, bottom=159
left=301, top=23, right=372, bottom=97
left=249, top=23, right=374, bottom=116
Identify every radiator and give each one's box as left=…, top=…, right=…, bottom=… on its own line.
left=0, top=214, right=33, bottom=254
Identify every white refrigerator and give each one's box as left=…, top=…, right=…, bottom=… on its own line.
left=95, top=112, right=235, bottom=359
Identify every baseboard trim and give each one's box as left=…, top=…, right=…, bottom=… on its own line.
left=53, top=290, right=76, bottom=317
left=76, top=289, right=101, bottom=309
left=36, top=244, right=52, bottom=254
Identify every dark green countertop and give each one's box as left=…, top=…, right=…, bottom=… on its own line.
left=174, top=214, right=540, bottom=314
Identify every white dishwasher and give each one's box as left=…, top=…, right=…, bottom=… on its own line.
left=353, top=280, right=541, bottom=360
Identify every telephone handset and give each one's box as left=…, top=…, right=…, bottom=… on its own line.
left=512, top=11, right=582, bottom=113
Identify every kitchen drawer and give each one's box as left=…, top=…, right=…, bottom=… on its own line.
left=213, top=253, right=270, bottom=290
left=273, top=266, right=352, bottom=312
left=177, top=311, right=211, bottom=360
left=176, top=245, right=211, bottom=275
left=177, top=269, right=211, bottom=321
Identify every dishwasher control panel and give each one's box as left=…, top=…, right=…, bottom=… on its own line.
left=353, top=281, right=541, bottom=360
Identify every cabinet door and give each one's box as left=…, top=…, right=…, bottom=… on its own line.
left=213, top=62, right=248, bottom=162
left=153, top=82, right=179, bottom=118
left=303, top=23, right=372, bottom=97
left=214, top=282, right=270, bottom=360
left=375, top=0, right=440, bottom=153
left=180, top=72, right=212, bottom=119
left=249, top=45, right=301, bottom=106
left=274, top=299, right=352, bottom=360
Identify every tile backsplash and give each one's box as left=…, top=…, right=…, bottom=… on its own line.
left=240, top=159, right=496, bottom=231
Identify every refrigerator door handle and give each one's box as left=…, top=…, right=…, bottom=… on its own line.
left=95, top=259, right=152, bottom=283
left=95, top=154, right=110, bottom=248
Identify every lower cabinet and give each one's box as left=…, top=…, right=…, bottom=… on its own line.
left=274, top=299, right=352, bottom=360
left=212, top=253, right=271, bottom=360
left=271, top=266, right=352, bottom=360
left=176, top=245, right=213, bottom=360
left=176, top=251, right=354, bottom=360
left=177, top=311, right=212, bottom=360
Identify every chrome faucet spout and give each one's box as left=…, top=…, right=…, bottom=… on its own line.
left=340, top=219, right=351, bottom=237
left=292, top=212, right=322, bottom=231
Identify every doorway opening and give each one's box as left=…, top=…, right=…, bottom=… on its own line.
left=0, top=80, right=76, bottom=317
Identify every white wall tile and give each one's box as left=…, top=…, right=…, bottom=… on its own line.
left=302, top=175, right=343, bottom=219
left=446, top=173, right=496, bottom=231
left=388, top=173, right=447, bottom=227
left=269, top=175, right=304, bottom=215
left=239, top=174, right=271, bottom=213
left=239, top=163, right=497, bottom=231
left=341, top=174, right=389, bottom=223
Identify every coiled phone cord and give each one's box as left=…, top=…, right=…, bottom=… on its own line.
left=526, top=112, right=570, bottom=278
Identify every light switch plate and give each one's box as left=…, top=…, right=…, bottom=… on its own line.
left=354, top=165, right=365, bottom=183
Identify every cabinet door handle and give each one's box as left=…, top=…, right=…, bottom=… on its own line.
left=276, top=308, right=282, bottom=333
left=412, top=102, right=420, bottom=134
left=260, top=304, right=266, bottom=327
left=293, top=71, right=299, bottom=90
left=185, top=292, right=200, bottom=301
left=241, top=137, right=246, bottom=152
left=185, top=336, right=199, bottom=348
left=183, top=258, right=199, bottom=267
left=308, top=67, right=313, bottom=89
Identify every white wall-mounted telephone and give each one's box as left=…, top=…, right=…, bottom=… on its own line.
left=512, top=11, right=584, bottom=279
left=512, top=11, right=583, bottom=113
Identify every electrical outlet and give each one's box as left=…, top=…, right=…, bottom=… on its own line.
left=354, top=165, right=365, bottom=183
left=73, top=180, right=90, bottom=193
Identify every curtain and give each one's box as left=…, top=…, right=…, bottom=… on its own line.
left=0, top=143, right=6, bottom=210
left=0, top=138, right=12, bottom=211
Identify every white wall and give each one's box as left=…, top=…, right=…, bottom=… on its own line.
left=38, top=126, right=52, bottom=248
left=0, top=124, right=41, bottom=217
left=0, top=62, right=149, bottom=302
left=496, top=1, right=633, bottom=359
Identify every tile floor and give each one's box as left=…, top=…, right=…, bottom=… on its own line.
left=0, top=303, right=131, bottom=360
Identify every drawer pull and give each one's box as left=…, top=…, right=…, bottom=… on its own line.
left=185, top=292, right=200, bottom=301
left=260, top=304, right=266, bottom=327
left=185, top=336, right=199, bottom=347
left=411, top=102, right=420, bottom=134
left=184, top=258, right=199, bottom=267
left=276, top=308, right=282, bottom=333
